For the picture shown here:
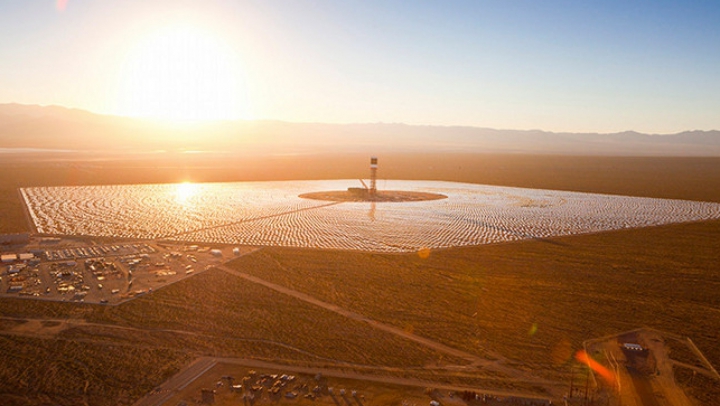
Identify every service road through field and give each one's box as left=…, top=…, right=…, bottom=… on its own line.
left=216, top=264, right=556, bottom=388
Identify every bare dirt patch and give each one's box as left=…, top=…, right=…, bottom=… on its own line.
left=299, top=189, right=447, bottom=202
left=8, top=319, right=74, bottom=337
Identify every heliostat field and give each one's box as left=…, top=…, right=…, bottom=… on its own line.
left=20, top=180, right=720, bottom=252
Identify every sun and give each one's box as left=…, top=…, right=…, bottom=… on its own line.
left=117, top=22, right=249, bottom=122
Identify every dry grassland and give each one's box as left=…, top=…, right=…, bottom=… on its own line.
left=1, top=153, right=720, bottom=404
left=0, top=335, right=190, bottom=406
left=675, top=366, right=720, bottom=405
left=87, top=269, right=465, bottom=367
left=225, top=218, right=720, bottom=401
left=0, top=268, right=481, bottom=405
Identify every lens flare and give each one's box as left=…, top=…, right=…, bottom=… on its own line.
left=56, top=0, right=68, bottom=11
left=575, top=350, right=616, bottom=385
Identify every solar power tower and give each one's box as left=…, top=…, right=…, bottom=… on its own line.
left=370, top=156, right=378, bottom=196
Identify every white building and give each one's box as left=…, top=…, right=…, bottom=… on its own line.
left=1, top=254, right=17, bottom=263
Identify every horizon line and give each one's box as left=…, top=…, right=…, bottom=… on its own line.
left=1, top=102, right=718, bottom=136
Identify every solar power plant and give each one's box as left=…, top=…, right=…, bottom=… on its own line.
left=21, top=180, right=720, bottom=253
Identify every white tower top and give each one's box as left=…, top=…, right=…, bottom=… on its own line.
left=370, top=156, right=378, bottom=194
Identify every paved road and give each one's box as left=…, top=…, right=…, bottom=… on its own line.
left=132, top=357, right=553, bottom=406
left=1, top=252, right=560, bottom=405
left=0, top=314, right=557, bottom=406
left=133, top=357, right=218, bottom=406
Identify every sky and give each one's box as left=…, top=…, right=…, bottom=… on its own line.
left=1, top=0, right=719, bottom=133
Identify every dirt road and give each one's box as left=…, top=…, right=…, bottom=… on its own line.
left=216, top=264, right=555, bottom=388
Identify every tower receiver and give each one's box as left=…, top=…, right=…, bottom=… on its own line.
left=370, top=156, right=378, bottom=196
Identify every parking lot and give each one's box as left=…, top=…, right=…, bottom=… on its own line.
left=1, top=237, right=250, bottom=304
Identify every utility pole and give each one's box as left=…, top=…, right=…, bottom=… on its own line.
left=369, top=156, right=378, bottom=197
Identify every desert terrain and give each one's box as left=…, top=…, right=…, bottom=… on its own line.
left=1, top=152, right=719, bottom=405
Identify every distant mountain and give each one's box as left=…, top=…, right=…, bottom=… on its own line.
left=1, top=103, right=719, bottom=156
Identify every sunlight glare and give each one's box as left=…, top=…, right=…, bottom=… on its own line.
left=175, top=182, right=199, bottom=206
left=117, top=21, right=249, bottom=122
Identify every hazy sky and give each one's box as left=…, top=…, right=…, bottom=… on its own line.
left=1, top=0, right=719, bottom=133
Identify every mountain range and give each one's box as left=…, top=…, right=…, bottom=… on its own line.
left=1, top=103, right=719, bottom=156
